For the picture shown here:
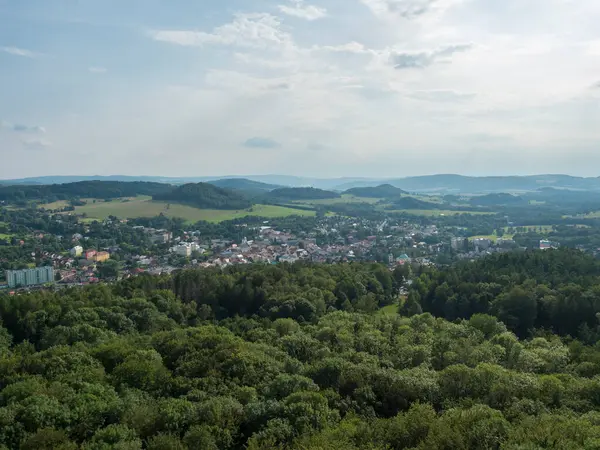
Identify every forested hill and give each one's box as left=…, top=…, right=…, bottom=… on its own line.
left=344, top=184, right=408, bottom=198
left=3, top=261, right=600, bottom=448
left=0, top=180, right=172, bottom=203
left=207, top=178, right=280, bottom=193
left=407, top=248, right=600, bottom=338
left=153, top=182, right=252, bottom=210
left=267, top=187, right=340, bottom=200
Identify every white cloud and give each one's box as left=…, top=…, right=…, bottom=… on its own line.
left=89, top=66, right=107, bottom=73
left=389, top=43, right=472, bottom=69
left=359, top=0, right=462, bottom=21
left=151, top=13, right=293, bottom=50
left=0, top=46, right=39, bottom=58
left=278, top=0, right=327, bottom=21
left=316, top=42, right=371, bottom=54
left=22, top=138, right=52, bottom=149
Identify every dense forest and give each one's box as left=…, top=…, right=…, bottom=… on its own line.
left=408, top=248, right=600, bottom=340
left=153, top=183, right=252, bottom=210
left=0, top=181, right=173, bottom=204
left=3, top=257, right=600, bottom=448
left=267, top=188, right=341, bottom=201
left=207, top=179, right=280, bottom=193
left=344, top=185, right=408, bottom=198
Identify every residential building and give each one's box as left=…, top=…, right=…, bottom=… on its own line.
left=175, top=244, right=192, bottom=257
left=396, top=254, right=411, bottom=265
left=70, top=246, right=83, bottom=257
left=94, top=251, right=110, bottom=263
left=152, top=231, right=172, bottom=244
left=473, top=238, right=493, bottom=251
left=540, top=240, right=556, bottom=250
left=6, top=266, right=54, bottom=288
left=451, top=237, right=467, bottom=251
left=85, top=250, right=97, bottom=260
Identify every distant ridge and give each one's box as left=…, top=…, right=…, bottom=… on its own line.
left=2, top=174, right=600, bottom=194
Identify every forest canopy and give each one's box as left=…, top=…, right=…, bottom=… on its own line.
left=2, top=255, right=600, bottom=449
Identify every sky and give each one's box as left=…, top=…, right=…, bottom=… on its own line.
left=0, top=0, right=599, bottom=179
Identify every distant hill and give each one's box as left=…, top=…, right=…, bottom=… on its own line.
left=153, top=183, right=252, bottom=210
left=267, top=187, right=341, bottom=201
left=344, top=184, right=408, bottom=198
left=384, top=174, right=600, bottom=193
left=207, top=178, right=280, bottom=193
left=0, top=181, right=172, bottom=203
left=469, top=193, right=526, bottom=207
left=5, top=174, right=600, bottom=193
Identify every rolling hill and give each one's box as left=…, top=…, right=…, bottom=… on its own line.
left=267, top=187, right=341, bottom=201
left=207, top=178, right=280, bottom=193
left=153, top=183, right=252, bottom=210
left=344, top=184, right=408, bottom=198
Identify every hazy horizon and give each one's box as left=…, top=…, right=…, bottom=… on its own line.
left=1, top=0, right=599, bottom=179
left=2, top=172, right=600, bottom=183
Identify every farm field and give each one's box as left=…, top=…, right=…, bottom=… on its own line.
left=387, top=209, right=495, bottom=217
left=70, top=197, right=315, bottom=223
left=39, top=200, right=71, bottom=210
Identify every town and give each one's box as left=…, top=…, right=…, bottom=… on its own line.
left=1, top=206, right=557, bottom=291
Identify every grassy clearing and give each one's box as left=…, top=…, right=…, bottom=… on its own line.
left=39, top=200, right=71, bottom=210
left=0, top=233, right=12, bottom=240
left=379, top=304, right=399, bottom=316
left=71, top=197, right=315, bottom=223
left=387, top=209, right=494, bottom=217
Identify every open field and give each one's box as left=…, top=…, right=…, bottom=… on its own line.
left=70, top=197, right=315, bottom=223
left=39, top=200, right=71, bottom=210
left=386, top=209, right=495, bottom=217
